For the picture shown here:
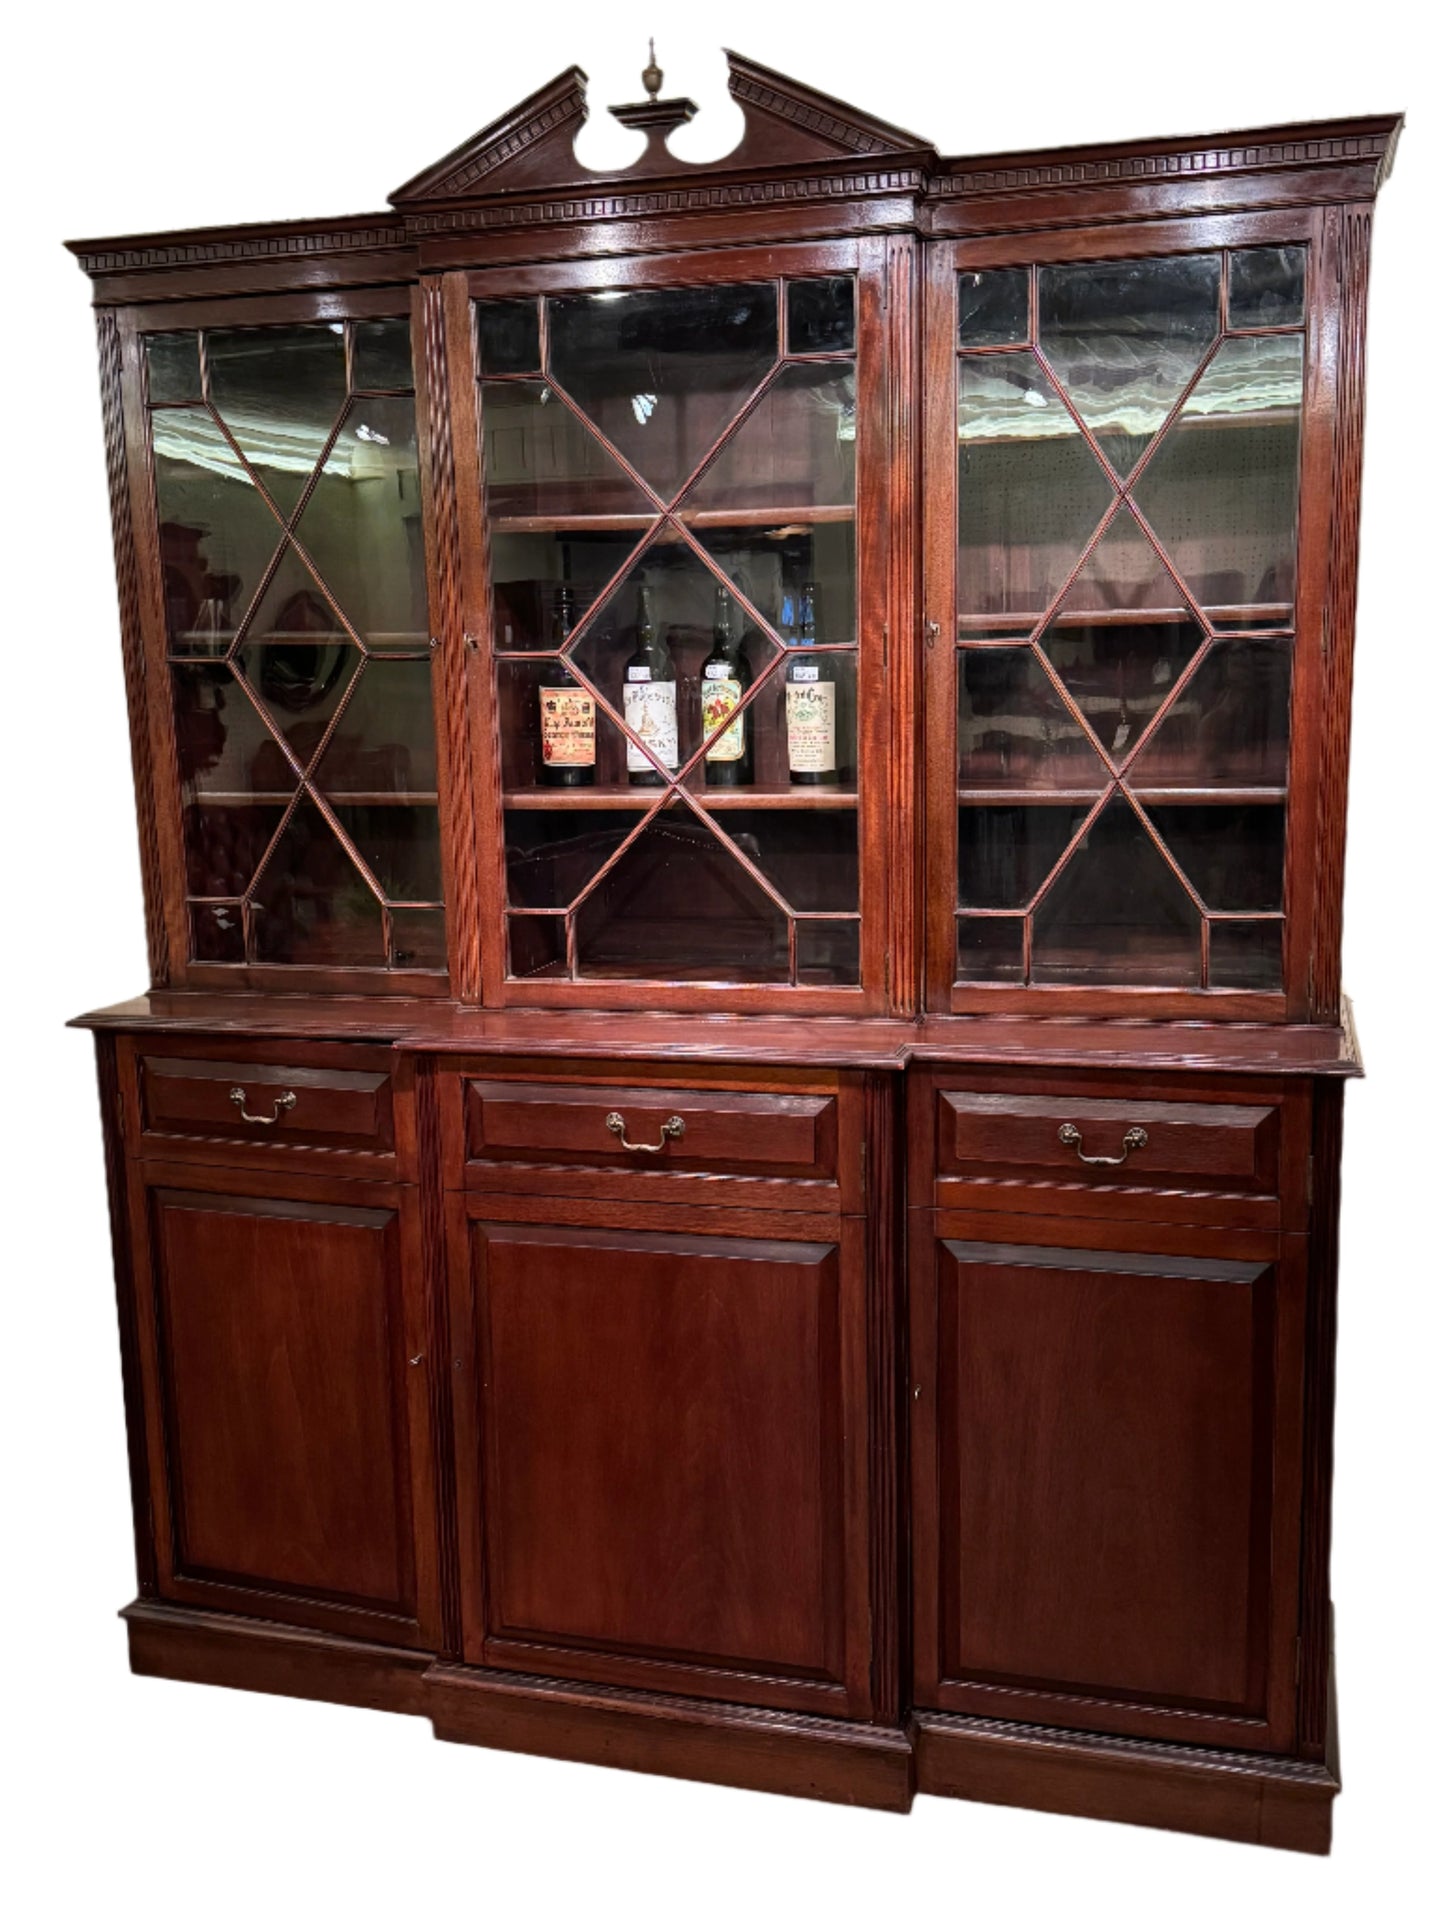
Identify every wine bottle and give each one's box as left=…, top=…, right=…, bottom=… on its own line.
left=785, top=582, right=837, bottom=785
left=700, top=583, right=753, bottom=788
left=538, top=585, right=595, bottom=788
left=623, top=583, right=678, bottom=787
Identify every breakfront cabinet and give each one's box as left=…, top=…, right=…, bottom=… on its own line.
left=71, top=51, right=1399, bottom=1852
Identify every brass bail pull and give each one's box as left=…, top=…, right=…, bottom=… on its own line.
left=1058, top=1122, right=1148, bottom=1167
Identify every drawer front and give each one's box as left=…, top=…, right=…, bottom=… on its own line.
left=930, top=1084, right=1289, bottom=1227
left=455, top=1071, right=850, bottom=1207
left=130, top=1043, right=397, bottom=1169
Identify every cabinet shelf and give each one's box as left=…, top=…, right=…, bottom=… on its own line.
left=956, top=787, right=1288, bottom=806
left=504, top=784, right=858, bottom=812
left=490, top=505, right=855, bottom=535
left=191, top=792, right=441, bottom=807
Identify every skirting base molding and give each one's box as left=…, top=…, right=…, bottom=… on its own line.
left=122, top=1603, right=1340, bottom=1848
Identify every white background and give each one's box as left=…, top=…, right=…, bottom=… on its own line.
left=3, top=3, right=1435, bottom=1923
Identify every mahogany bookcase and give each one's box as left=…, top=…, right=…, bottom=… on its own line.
left=68, top=49, right=1400, bottom=1851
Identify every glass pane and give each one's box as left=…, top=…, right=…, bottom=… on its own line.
left=547, top=283, right=778, bottom=500
left=477, top=299, right=541, bottom=376
left=508, top=913, right=568, bottom=979
left=1040, top=507, right=1205, bottom=762
left=787, top=278, right=855, bottom=354
left=505, top=808, right=647, bottom=910
left=1134, top=334, right=1303, bottom=616
left=681, top=364, right=855, bottom=515
left=234, top=632, right=359, bottom=772
left=312, top=658, right=437, bottom=797
left=1145, top=803, right=1286, bottom=912
left=292, top=395, right=428, bottom=652
left=1032, top=796, right=1201, bottom=986
left=153, top=409, right=281, bottom=654
left=480, top=380, right=657, bottom=650
left=708, top=808, right=858, bottom=913
left=699, top=524, right=856, bottom=650
left=1128, top=639, right=1291, bottom=789
left=956, top=915, right=1024, bottom=982
left=331, top=804, right=444, bottom=902
left=145, top=332, right=202, bottom=405
left=190, top=901, right=245, bottom=963
left=1228, top=247, right=1305, bottom=329
left=574, top=800, right=790, bottom=983
left=389, top=905, right=446, bottom=969
left=1038, top=254, right=1221, bottom=478
left=206, top=324, right=348, bottom=520
left=958, top=803, right=1089, bottom=909
left=249, top=799, right=385, bottom=966
left=172, top=662, right=290, bottom=801
left=957, top=351, right=1115, bottom=625
left=352, top=318, right=414, bottom=391
left=957, top=647, right=1107, bottom=793
left=1210, top=918, right=1283, bottom=990
left=959, top=268, right=1028, bottom=348
left=795, top=918, right=860, bottom=986
left=685, top=651, right=856, bottom=797
left=236, top=539, right=350, bottom=651
left=181, top=800, right=287, bottom=899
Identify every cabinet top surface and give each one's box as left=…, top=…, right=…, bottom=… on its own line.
left=70, top=993, right=1362, bottom=1078
left=65, top=51, right=1402, bottom=284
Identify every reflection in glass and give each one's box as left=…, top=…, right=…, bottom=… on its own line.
left=714, top=809, right=858, bottom=912
left=235, top=630, right=357, bottom=770
left=292, top=395, right=427, bottom=651
left=548, top=283, right=778, bottom=499
left=1134, top=334, right=1303, bottom=613
left=505, top=809, right=645, bottom=909
left=172, top=662, right=281, bottom=800
left=787, top=278, right=856, bottom=354
left=250, top=799, right=385, bottom=966
left=956, top=915, right=1024, bottom=981
left=313, top=658, right=437, bottom=796
left=957, top=351, right=1114, bottom=623
left=1228, top=247, right=1305, bottom=330
left=145, top=332, right=202, bottom=405
left=207, top=324, right=348, bottom=519
left=190, top=902, right=245, bottom=964
left=508, top=914, right=568, bottom=979
left=477, top=299, right=542, bottom=376
left=389, top=906, right=447, bottom=970
left=574, top=801, right=790, bottom=982
left=959, top=269, right=1028, bottom=348
left=957, top=648, right=1107, bottom=792
left=153, top=409, right=279, bottom=654
left=1031, top=796, right=1201, bottom=985
left=181, top=801, right=286, bottom=899
left=1145, top=804, right=1286, bottom=912
left=331, top=804, right=444, bottom=902
left=681, top=364, right=855, bottom=514
left=795, top=918, right=860, bottom=985
left=1210, top=917, right=1283, bottom=990
left=351, top=318, right=414, bottom=391
left=1128, top=640, right=1291, bottom=788
left=700, top=523, right=856, bottom=650
left=958, top=804, right=1089, bottom=908
left=1038, top=254, right=1221, bottom=477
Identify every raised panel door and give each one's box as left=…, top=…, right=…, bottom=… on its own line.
left=910, top=1229, right=1305, bottom=1750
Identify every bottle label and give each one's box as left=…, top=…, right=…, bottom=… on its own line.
left=787, top=679, right=836, bottom=774
left=624, top=679, right=678, bottom=772
left=539, top=684, right=595, bottom=768
left=626, top=665, right=652, bottom=682
left=702, top=669, right=745, bottom=762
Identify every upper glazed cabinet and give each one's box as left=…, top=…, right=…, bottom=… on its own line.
left=98, top=55, right=1393, bottom=1020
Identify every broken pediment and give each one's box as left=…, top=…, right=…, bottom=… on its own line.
left=388, top=48, right=933, bottom=209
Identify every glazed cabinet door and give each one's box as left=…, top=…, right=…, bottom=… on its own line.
left=911, top=1229, right=1306, bottom=1751
left=923, top=216, right=1330, bottom=1018
left=442, top=240, right=903, bottom=1012
left=127, top=1162, right=442, bottom=1649
left=448, top=1200, right=875, bottom=1717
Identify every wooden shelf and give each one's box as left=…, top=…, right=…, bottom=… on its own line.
left=956, top=787, right=1288, bottom=806
left=489, top=505, right=855, bottom=535
left=193, top=792, right=441, bottom=807
left=504, top=784, right=858, bottom=812
left=957, top=604, right=1293, bottom=634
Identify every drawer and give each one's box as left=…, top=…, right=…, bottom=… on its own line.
left=928, top=1083, right=1290, bottom=1228
left=127, top=1039, right=398, bottom=1172
left=453, top=1070, right=850, bottom=1207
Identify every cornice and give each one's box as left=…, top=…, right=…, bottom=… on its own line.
left=389, top=66, right=588, bottom=206
left=67, top=214, right=404, bottom=277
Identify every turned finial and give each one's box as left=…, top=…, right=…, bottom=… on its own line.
left=641, top=39, right=663, bottom=100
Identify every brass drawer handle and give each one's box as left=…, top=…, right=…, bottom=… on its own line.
left=605, top=1111, right=685, bottom=1155
left=1058, top=1122, right=1148, bottom=1167
left=229, top=1085, right=297, bottom=1127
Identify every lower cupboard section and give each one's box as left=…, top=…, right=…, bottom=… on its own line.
left=909, top=1218, right=1307, bottom=1753
left=446, top=1200, right=877, bottom=1717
